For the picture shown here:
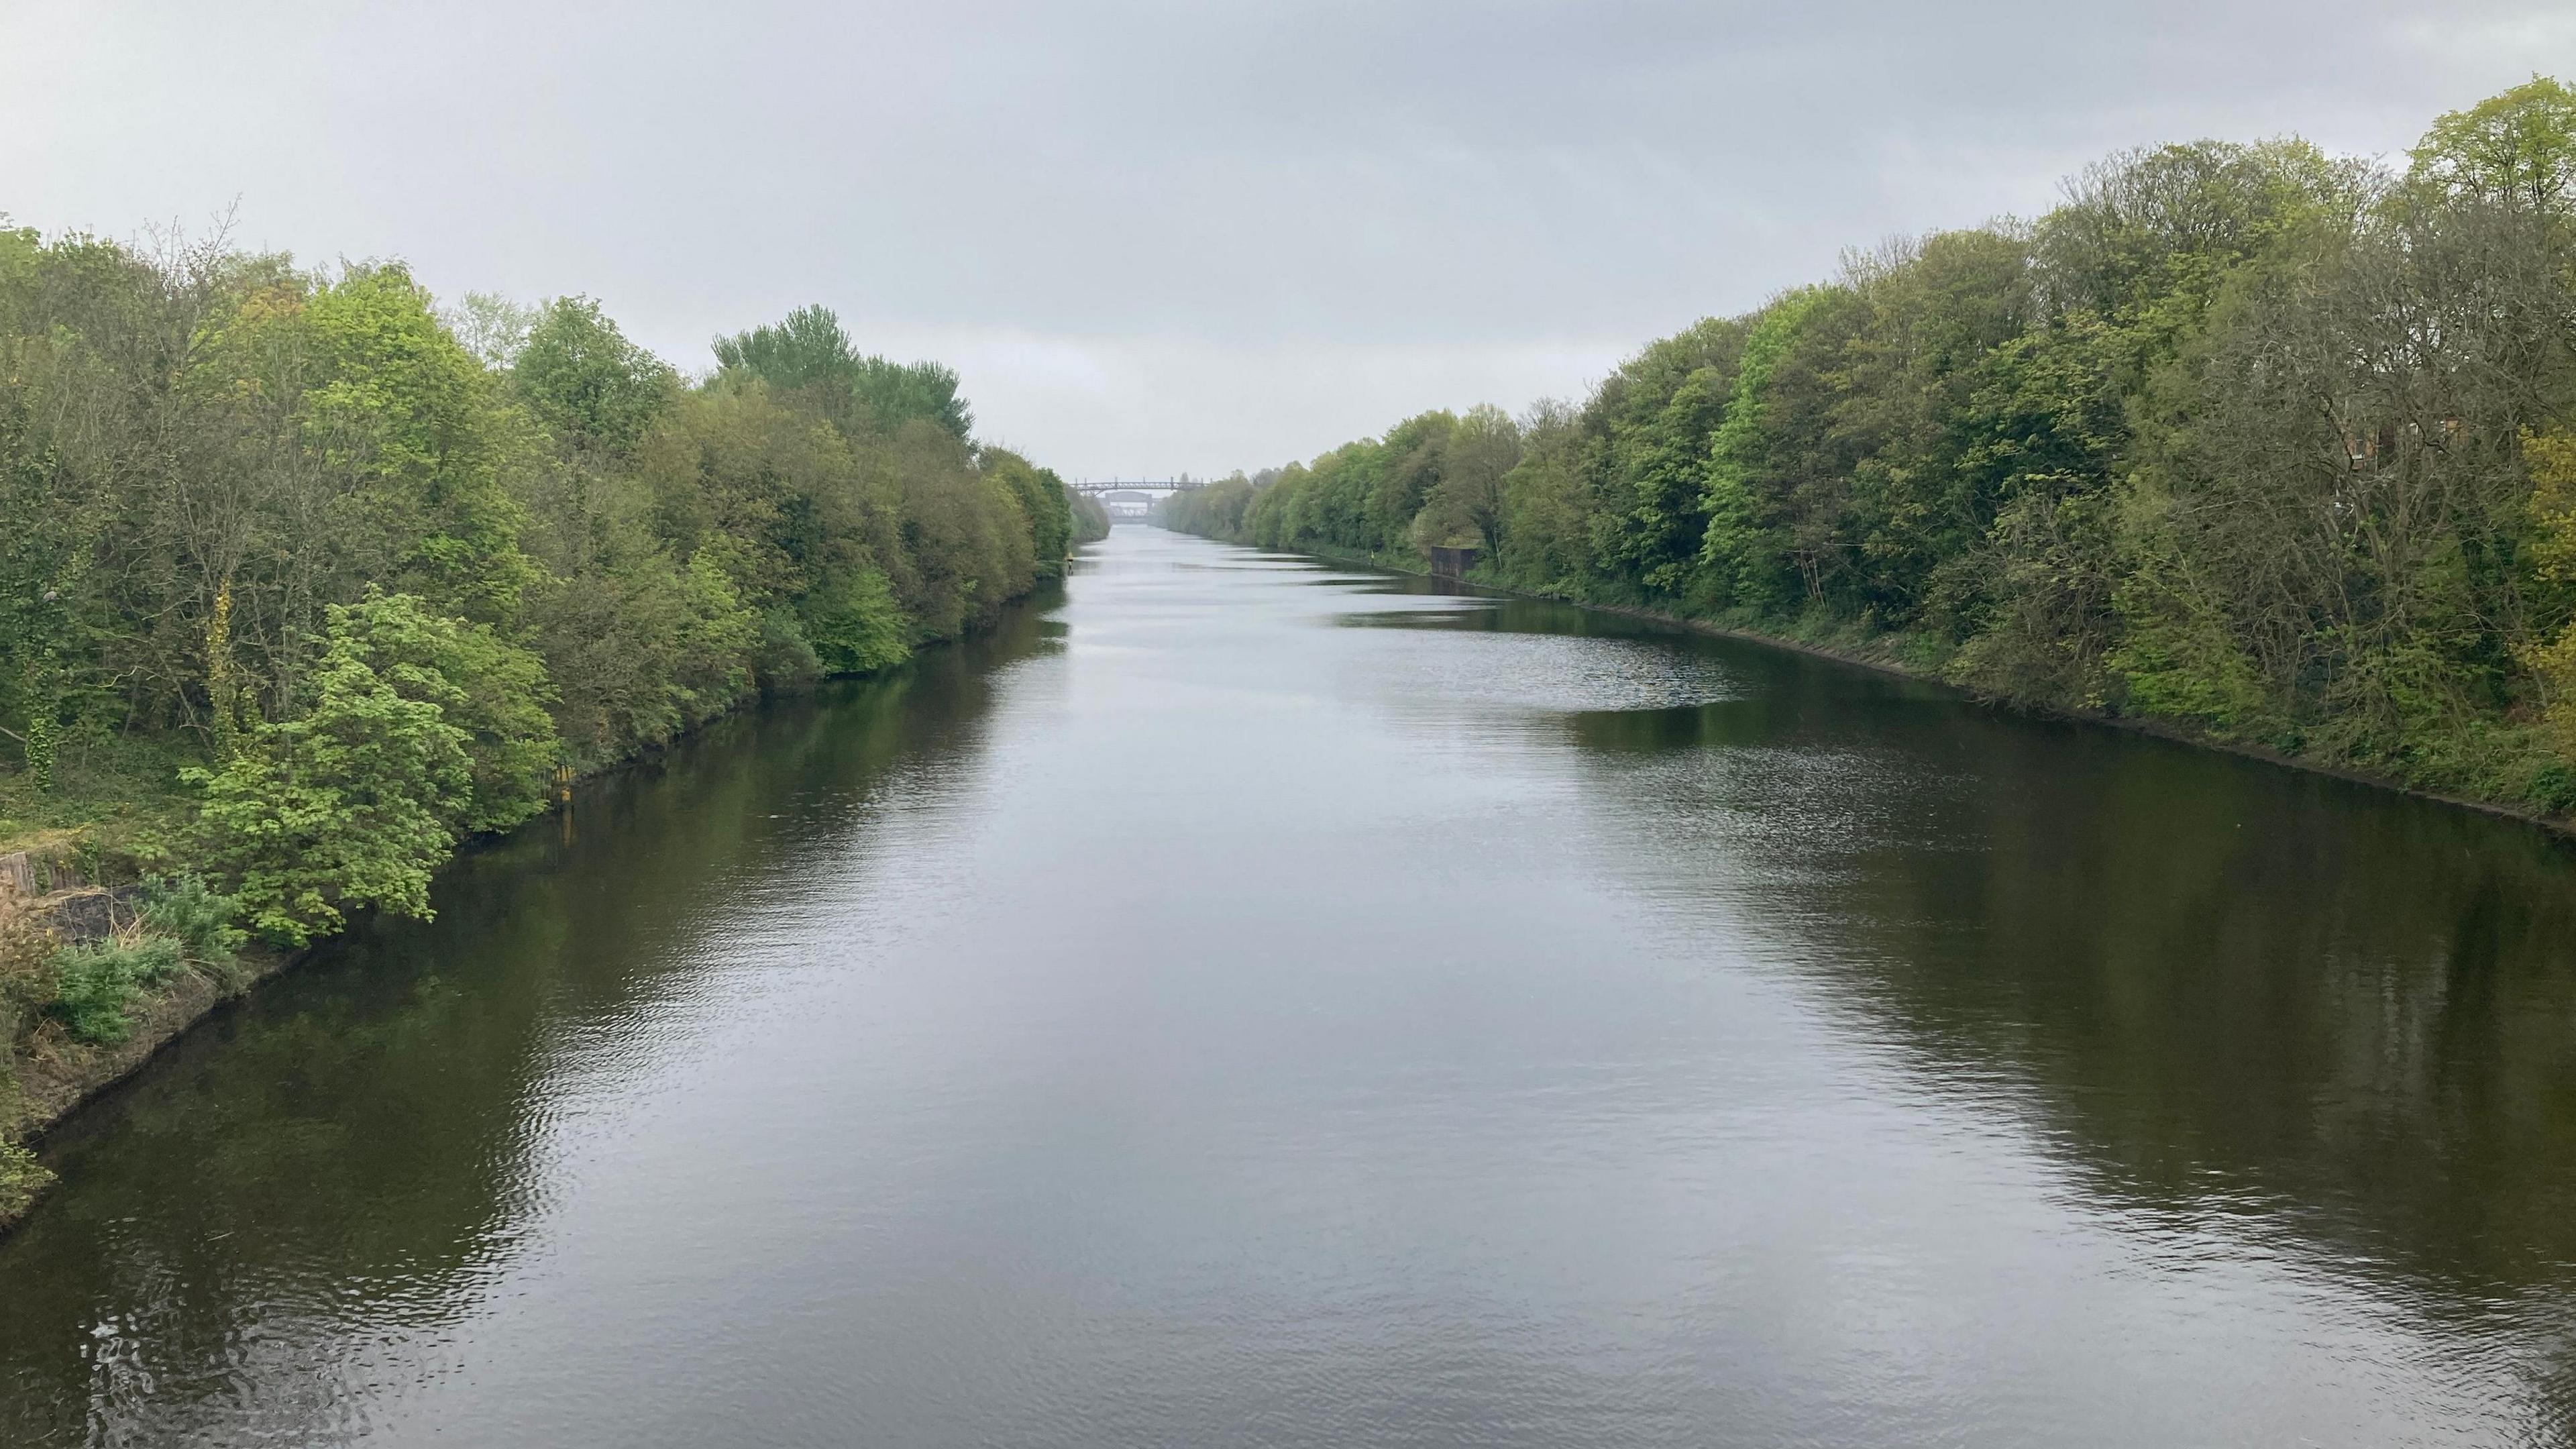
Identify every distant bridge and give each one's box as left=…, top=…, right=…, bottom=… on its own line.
left=1071, top=478, right=1205, bottom=522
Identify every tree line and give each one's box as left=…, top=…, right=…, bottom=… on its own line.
left=0, top=227, right=1082, bottom=1179
left=1163, top=78, right=2576, bottom=818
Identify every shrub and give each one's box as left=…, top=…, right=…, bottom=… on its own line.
left=0, top=1136, right=49, bottom=1221
left=139, top=873, right=245, bottom=973
left=49, top=935, right=184, bottom=1045
left=756, top=608, right=824, bottom=691
left=802, top=567, right=911, bottom=676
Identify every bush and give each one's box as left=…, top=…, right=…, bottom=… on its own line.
left=2530, top=761, right=2576, bottom=815
left=756, top=608, right=825, bottom=691
left=140, top=873, right=246, bottom=980
left=0, top=1136, right=50, bottom=1220
left=802, top=567, right=911, bottom=676
left=49, top=935, right=184, bottom=1045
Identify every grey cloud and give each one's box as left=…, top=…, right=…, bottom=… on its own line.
left=5, top=1, right=2572, bottom=475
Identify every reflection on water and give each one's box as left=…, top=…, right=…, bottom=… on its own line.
left=2, top=533, right=2573, bottom=1448
left=0, top=600, right=1061, bottom=1446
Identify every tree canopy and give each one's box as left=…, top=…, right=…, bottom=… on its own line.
left=1161, top=76, right=2576, bottom=817
left=0, top=241, right=1082, bottom=949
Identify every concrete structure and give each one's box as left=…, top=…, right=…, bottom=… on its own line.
left=1427, top=545, right=1481, bottom=580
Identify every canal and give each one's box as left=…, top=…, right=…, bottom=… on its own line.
left=3, top=527, right=2574, bottom=1446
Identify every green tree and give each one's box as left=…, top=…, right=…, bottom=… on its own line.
left=330, top=591, right=559, bottom=834
left=1493, top=400, right=1591, bottom=595
left=1699, top=289, right=1836, bottom=610
left=303, top=264, right=537, bottom=626
left=1941, top=317, right=2131, bottom=706
left=2408, top=76, right=2576, bottom=223
left=189, top=603, right=474, bottom=945
left=981, top=448, right=1075, bottom=579
left=1415, top=404, right=1520, bottom=559
left=515, top=296, right=676, bottom=453
left=0, top=411, right=87, bottom=787
left=1834, top=229, right=2036, bottom=627
left=444, top=291, right=539, bottom=370
left=712, top=304, right=863, bottom=389
left=1595, top=319, right=1746, bottom=599
left=713, top=305, right=972, bottom=440
left=801, top=565, right=911, bottom=676
left=2518, top=429, right=2576, bottom=765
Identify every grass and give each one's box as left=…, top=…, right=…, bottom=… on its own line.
left=0, top=728, right=199, bottom=869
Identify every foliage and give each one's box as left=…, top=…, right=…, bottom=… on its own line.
left=444, top=291, right=539, bottom=370
left=1413, top=404, right=1521, bottom=558
left=2522, top=429, right=2576, bottom=763
left=328, top=591, right=559, bottom=835
left=0, top=227, right=1073, bottom=968
left=1161, top=78, right=2576, bottom=814
left=0, top=904, right=53, bottom=1057
left=1699, top=287, right=1838, bottom=609
left=138, top=872, right=245, bottom=976
left=49, top=935, right=184, bottom=1044
left=2408, top=75, right=2576, bottom=223
left=1068, top=485, right=1112, bottom=544
left=298, top=264, right=539, bottom=627
left=0, top=898, right=52, bottom=1214
left=983, top=448, right=1076, bottom=580
left=0, top=1136, right=48, bottom=1221
left=515, top=296, right=676, bottom=453
left=0, top=225, right=1077, bottom=1204
left=186, top=606, right=476, bottom=945
left=801, top=566, right=911, bottom=677
left=713, top=304, right=973, bottom=440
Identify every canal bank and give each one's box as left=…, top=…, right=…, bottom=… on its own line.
left=1242, top=531, right=2576, bottom=845
left=0, top=931, right=299, bottom=1230
left=0, top=581, right=1071, bottom=1236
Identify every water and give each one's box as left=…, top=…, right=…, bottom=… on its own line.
left=5, top=528, right=2576, bottom=1447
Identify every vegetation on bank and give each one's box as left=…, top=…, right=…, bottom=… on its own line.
left=1069, top=487, right=1113, bottom=545
left=0, top=226, right=1083, bottom=1201
left=1162, top=78, right=2576, bottom=818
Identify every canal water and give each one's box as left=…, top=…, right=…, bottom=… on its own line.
left=4, top=528, right=2575, bottom=1447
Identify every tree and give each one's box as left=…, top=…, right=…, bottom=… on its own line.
left=851, top=357, right=972, bottom=441
left=0, top=409, right=89, bottom=788
left=1594, top=318, right=1746, bottom=599
left=189, top=606, right=473, bottom=945
left=713, top=304, right=972, bottom=440
left=0, top=202, right=1076, bottom=1035
left=1941, top=316, right=2131, bottom=706
left=980, top=447, right=1074, bottom=579
left=1375, top=411, right=1456, bottom=550
left=301, top=264, right=537, bottom=627
left=2409, top=76, right=2576, bottom=224
left=1699, top=288, right=1835, bottom=611
left=445, top=291, right=539, bottom=370
left=329, top=591, right=559, bottom=835
left=515, top=296, right=675, bottom=454
left=1493, top=400, right=1589, bottom=594
left=1834, top=228, right=2036, bottom=627
left=1415, top=404, right=1521, bottom=559
left=712, top=304, right=862, bottom=390
left=2518, top=429, right=2576, bottom=767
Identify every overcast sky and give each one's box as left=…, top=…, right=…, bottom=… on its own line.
left=5, top=2, right=2575, bottom=478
